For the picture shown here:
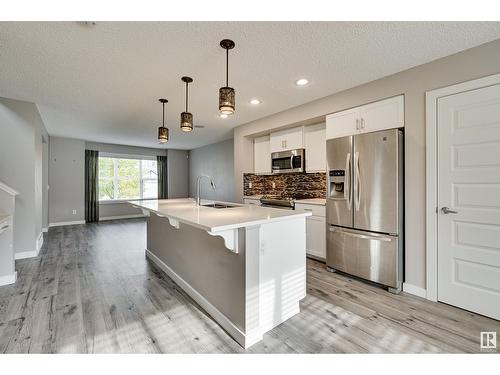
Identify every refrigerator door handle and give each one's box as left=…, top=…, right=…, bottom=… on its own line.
left=329, top=227, right=392, bottom=242
left=344, top=152, right=352, bottom=210
left=354, top=151, right=361, bottom=211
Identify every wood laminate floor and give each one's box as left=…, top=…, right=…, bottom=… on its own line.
left=0, top=219, right=498, bottom=354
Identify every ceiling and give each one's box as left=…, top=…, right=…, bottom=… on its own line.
left=1, top=22, right=500, bottom=150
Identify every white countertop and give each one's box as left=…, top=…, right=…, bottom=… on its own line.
left=295, top=198, right=326, bottom=206
left=130, top=198, right=311, bottom=233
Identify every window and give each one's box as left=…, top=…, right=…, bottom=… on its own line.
left=98, top=157, right=158, bottom=201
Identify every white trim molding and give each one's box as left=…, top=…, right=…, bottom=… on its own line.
left=99, top=214, right=147, bottom=221
left=15, top=250, right=38, bottom=260
left=403, top=283, right=427, bottom=299
left=49, top=220, right=86, bottom=227
left=0, top=181, right=19, bottom=196
left=425, top=72, right=500, bottom=302
left=0, top=272, right=17, bottom=286
left=36, top=232, right=44, bottom=252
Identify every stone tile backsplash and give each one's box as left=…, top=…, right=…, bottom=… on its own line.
left=243, top=173, right=326, bottom=199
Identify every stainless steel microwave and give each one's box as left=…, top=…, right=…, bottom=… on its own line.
left=271, top=149, right=305, bottom=174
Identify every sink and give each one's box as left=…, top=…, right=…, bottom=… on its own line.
left=201, top=203, right=239, bottom=209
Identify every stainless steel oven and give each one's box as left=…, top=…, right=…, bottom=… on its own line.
left=271, top=149, right=305, bottom=174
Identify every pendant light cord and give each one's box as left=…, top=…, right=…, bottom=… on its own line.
left=162, top=102, right=165, bottom=126
left=185, top=82, right=189, bottom=112
left=226, top=48, right=229, bottom=87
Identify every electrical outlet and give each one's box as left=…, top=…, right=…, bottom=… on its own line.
left=272, top=182, right=276, bottom=189
left=249, top=182, right=252, bottom=188
left=72, top=209, right=77, bottom=215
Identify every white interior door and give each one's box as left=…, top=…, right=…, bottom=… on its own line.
left=437, top=83, right=500, bottom=320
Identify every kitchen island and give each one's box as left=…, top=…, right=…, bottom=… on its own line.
left=130, top=198, right=311, bottom=348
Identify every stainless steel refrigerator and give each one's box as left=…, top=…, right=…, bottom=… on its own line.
left=326, top=128, right=403, bottom=293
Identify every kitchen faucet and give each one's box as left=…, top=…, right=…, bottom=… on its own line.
left=196, top=175, right=216, bottom=206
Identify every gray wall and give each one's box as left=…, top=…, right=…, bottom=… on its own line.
left=0, top=97, right=48, bottom=255
left=189, top=139, right=235, bottom=202
left=48, top=139, right=190, bottom=222
left=167, top=149, right=189, bottom=199
left=234, top=38, right=500, bottom=290
left=49, top=137, right=85, bottom=224
left=85, top=141, right=166, bottom=158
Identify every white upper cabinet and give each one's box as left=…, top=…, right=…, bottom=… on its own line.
left=269, top=127, right=304, bottom=153
left=359, top=95, right=404, bottom=133
left=253, top=135, right=271, bottom=174
left=325, top=107, right=360, bottom=140
left=304, top=123, right=326, bottom=172
left=326, top=95, right=404, bottom=140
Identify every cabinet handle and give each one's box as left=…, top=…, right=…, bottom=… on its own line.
left=356, top=119, right=360, bottom=130
left=362, top=118, right=365, bottom=129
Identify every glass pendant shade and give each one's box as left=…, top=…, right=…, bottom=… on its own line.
left=158, top=126, right=169, bottom=143
left=219, top=86, right=235, bottom=115
left=180, top=112, right=193, bottom=132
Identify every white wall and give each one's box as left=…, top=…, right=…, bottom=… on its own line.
left=189, top=139, right=235, bottom=202
left=234, top=38, right=500, bottom=290
left=49, top=137, right=85, bottom=224
left=0, top=97, right=48, bottom=256
left=167, top=149, right=189, bottom=198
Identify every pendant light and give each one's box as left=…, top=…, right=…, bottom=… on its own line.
left=157, top=98, right=169, bottom=143
left=219, top=39, right=236, bottom=115
left=180, top=76, right=193, bottom=132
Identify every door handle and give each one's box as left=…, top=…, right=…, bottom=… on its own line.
left=344, top=153, right=352, bottom=210
left=354, top=151, right=361, bottom=211
left=328, top=227, right=392, bottom=242
left=441, top=207, right=458, bottom=214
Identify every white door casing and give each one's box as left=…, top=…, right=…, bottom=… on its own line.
left=426, top=73, right=500, bottom=320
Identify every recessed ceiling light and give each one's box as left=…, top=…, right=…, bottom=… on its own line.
left=250, top=99, right=261, bottom=105
left=295, top=78, right=309, bottom=86
left=220, top=114, right=228, bottom=119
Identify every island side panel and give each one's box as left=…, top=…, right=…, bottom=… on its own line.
left=146, top=214, right=246, bottom=332
left=258, top=217, right=307, bottom=333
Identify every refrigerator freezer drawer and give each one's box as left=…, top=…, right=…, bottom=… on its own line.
left=326, top=226, right=401, bottom=288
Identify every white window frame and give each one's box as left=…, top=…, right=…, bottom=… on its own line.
left=98, top=154, right=158, bottom=204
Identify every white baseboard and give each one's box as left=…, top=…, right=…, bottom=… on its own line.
left=99, top=214, right=146, bottom=221
left=42, top=227, right=48, bottom=233
left=36, top=232, right=44, bottom=252
left=15, top=250, right=38, bottom=260
left=145, top=248, right=250, bottom=348
left=403, top=282, right=427, bottom=298
left=0, top=272, right=17, bottom=286
left=49, top=220, right=85, bottom=227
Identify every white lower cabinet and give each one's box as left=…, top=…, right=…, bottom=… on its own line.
left=295, top=202, right=326, bottom=260
left=305, top=216, right=326, bottom=260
